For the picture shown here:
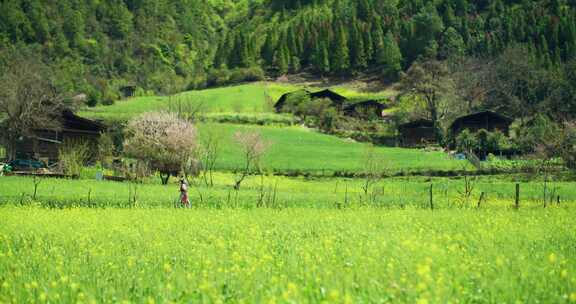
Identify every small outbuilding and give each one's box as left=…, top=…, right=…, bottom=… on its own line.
left=274, top=89, right=348, bottom=112
left=398, top=119, right=437, bottom=147
left=344, top=100, right=388, bottom=120
left=274, top=89, right=310, bottom=112
left=119, top=85, right=137, bottom=99
left=309, top=89, right=347, bottom=110
left=14, top=110, right=105, bottom=164
left=450, top=111, right=513, bottom=136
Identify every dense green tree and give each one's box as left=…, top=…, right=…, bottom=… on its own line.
left=378, top=32, right=403, bottom=80
left=331, top=23, right=350, bottom=74
left=439, top=27, right=465, bottom=59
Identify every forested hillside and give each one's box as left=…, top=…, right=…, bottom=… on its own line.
left=1, top=0, right=576, bottom=104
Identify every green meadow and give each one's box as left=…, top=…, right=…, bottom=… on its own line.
left=79, top=83, right=299, bottom=121
left=198, top=123, right=466, bottom=173
left=1, top=173, right=574, bottom=209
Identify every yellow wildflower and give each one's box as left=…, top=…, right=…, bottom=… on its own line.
left=549, top=253, right=557, bottom=264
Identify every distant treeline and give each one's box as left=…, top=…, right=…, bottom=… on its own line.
left=1, top=0, right=576, bottom=100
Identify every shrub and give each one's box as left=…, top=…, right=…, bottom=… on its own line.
left=187, top=74, right=208, bottom=90
left=229, top=66, right=266, bottom=84
left=59, top=141, right=90, bottom=177
left=98, top=132, right=116, bottom=169
left=318, top=108, right=340, bottom=133
left=207, top=66, right=231, bottom=87
left=282, top=90, right=310, bottom=114
left=243, top=66, right=265, bottom=81
left=229, top=69, right=245, bottom=83
left=102, top=86, right=119, bottom=106
left=85, top=87, right=101, bottom=107
left=486, top=130, right=509, bottom=151
left=456, top=129, right=477, bottom=153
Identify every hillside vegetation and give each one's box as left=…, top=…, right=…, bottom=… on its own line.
left=2, top=0, right=575, bottom=100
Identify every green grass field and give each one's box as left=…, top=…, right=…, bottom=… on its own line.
left=1, top=207, right=574, bottom=303
left=79, top=83, right=300, bottom=122
left=199, top=123, right=466, bottom=173
left=1, top=173, right=574, bottom=209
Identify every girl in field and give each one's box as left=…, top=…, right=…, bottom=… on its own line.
left=179, top=178, right=191, bottom=208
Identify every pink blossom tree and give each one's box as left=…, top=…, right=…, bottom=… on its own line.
left=123, top=112, right=198, bottom=184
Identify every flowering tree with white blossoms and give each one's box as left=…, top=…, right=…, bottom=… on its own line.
left=124, top=112, right=198, bottom=184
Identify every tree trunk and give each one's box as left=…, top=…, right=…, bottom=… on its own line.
left=4, top=135, right=17, bottom=161
left=160, top=172, right=171, bottom=185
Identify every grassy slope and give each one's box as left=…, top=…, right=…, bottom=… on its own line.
left=79, top=83, right=301, bottom=121
left=200, top=123, right=465, bottom=173
left=79, top=82, right=396, bottom=122
left=0, top=207, right=574, bottom=302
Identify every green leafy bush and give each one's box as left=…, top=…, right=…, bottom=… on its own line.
left=456, top=129, right=477, bottom=153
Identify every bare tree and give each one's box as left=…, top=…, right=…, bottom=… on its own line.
left=400, top=60, right=454, bottom=140
left=232, top=130, right=270, bottom=190
left=450, top=56, right=491, bottom=113
left=166, top=95, right=206, bottom=123
left=123, top=112, right=198, bottom=185
left=483, top=46, right=551, bottom=120
left=0, top=51, right=66, bottom=160
left=199, top=128, right=222, bottom=187
left=360, top=144, right=386, bottom=203
left=559, top=122, right=576, bottom=170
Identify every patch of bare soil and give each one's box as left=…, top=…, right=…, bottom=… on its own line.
left=271, top=72, right=399, bottom=94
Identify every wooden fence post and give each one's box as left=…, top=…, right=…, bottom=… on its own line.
left=477, top=192, right=485, bottom=209
left=515, top=183, right=520, bottom=209
left=429, top=184, right=434, bottom=211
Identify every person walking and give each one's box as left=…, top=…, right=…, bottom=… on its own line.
left=179, top=178, right=191, bottom=208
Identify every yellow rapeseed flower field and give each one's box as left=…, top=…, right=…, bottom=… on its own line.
left=0, top=207, right=575, bottom=303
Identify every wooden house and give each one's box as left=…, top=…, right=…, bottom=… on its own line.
left=308, top=89, right=347, bottom=110
left=398, top=119, right=437, bottom=147
left=344, top=100, right=388, bottom=120
left=450, top=111, right=513, bottom=137
left=14, top=110, right=105, bottom=164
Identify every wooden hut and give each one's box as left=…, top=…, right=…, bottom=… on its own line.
left=119, top=85, right=137, bottom=98
left=274, top=89, right=347, bottom=112
left=14, top=110, right=105, bottom=164
left=344, top=100, right=388, bottom=119
left=450, top=111, right=513, bottom=136
left=274, top=89, right=310, bottom=112
left=398, top=119, right=436, bottom=147
left=309, top=89, right=347, bottom=110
